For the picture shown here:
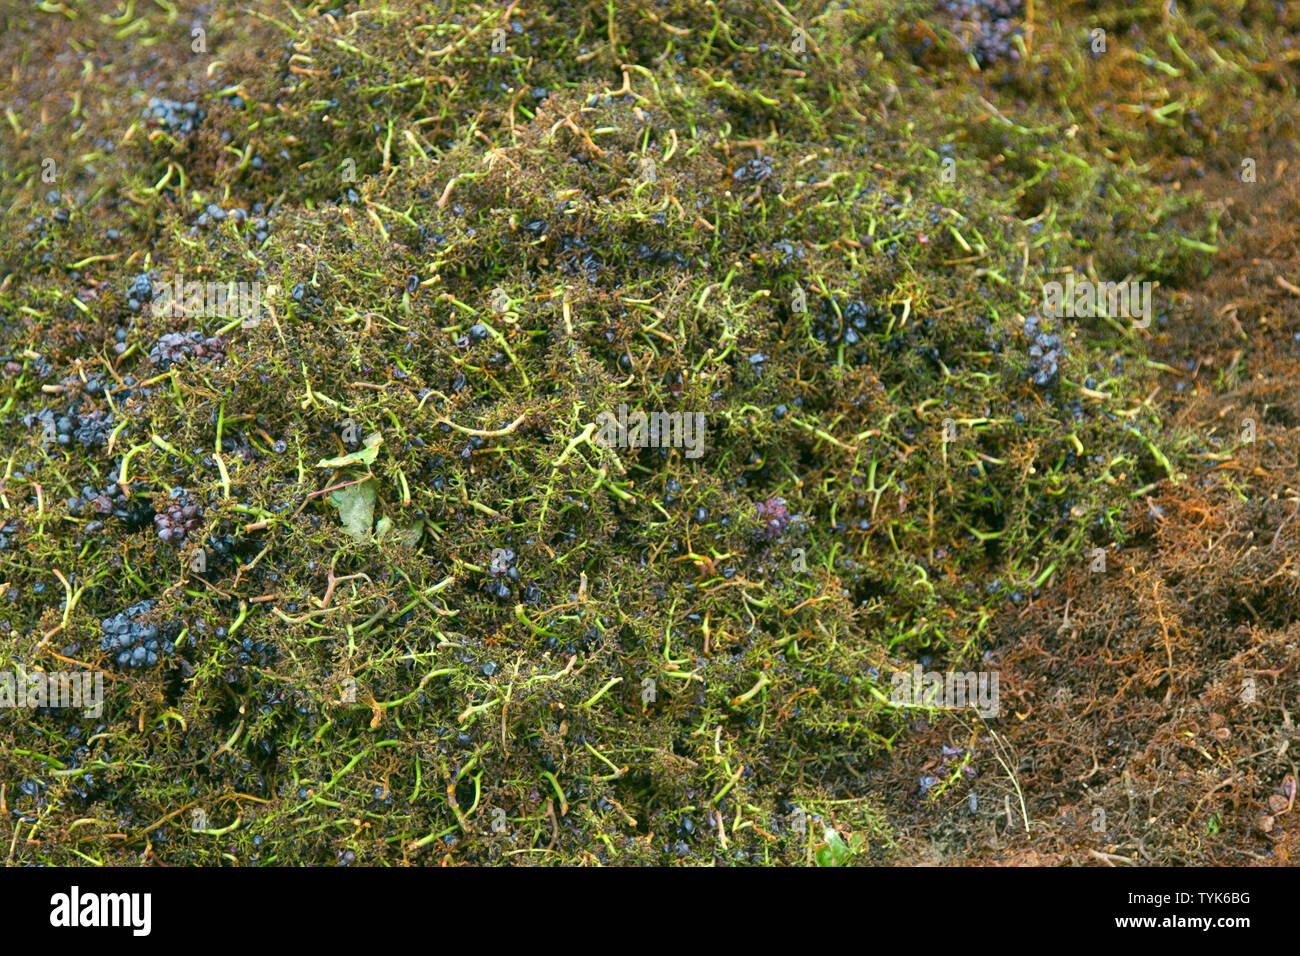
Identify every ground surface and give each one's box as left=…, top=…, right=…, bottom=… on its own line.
left=0, top=0, right=1297, bottom=865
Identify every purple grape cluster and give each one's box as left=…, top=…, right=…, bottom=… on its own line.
left=72, top=409, right=112, bottom=448
left=755, top=497, right=791, bottom=540
left=732, top=156, right=775, bottom=186
left=127, top=272, right=155, bottom=311
left=234, top=631, right=277, bottom=667
left=811, top=298, right=881, bottom=349
left=68, top=482, right=156, bottom=531
left=148, top=331, right=227, bottom=369
left=485, top=546, right=519, bottom=600
left=936, top=0, right=1024, bottom=66
left=154, top=488, right=203, bottom=544
left=100, top=600, right=177, bottom=669
left=28, top=406, right=113, bottom=449
left=1024, top=313, right=1065, bottom=387
left=142, top=97, right=204, bottom=134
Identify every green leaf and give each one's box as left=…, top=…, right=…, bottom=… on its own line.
left=328, top=479, right=377, bottom=539
left=315, top=432, right=382, bottom=469
left=814, top=830, right=860, bottom=867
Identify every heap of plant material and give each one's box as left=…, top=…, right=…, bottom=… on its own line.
left=0, top=0, right=1293, bottom=866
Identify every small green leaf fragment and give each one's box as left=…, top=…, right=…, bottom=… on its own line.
left=329, top=479, right=377, bottom=539
left=315, top=433, right=382, bottom=468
